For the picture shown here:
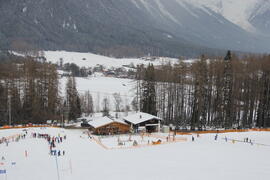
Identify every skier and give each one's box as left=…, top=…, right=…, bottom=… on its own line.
left=58, top=150, right=61, bottom=156
left=63, top=150, right=65, bottom=156
left=192, top=136, right=194, bottom=142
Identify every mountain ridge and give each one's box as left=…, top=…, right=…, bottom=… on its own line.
left=0, top=0, right=269, bottom=57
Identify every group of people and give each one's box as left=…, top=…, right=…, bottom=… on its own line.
left=0, top=132, right=28, bottom=146
left=166, top=134, right=176, bottom=142
left=48, top=135, right=67, bottom=157
left=31, top=132, right=67, bottom=157
left=244, top=137, right=253, bottom=145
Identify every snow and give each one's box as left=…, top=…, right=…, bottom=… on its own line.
left=88, top=116, right=111, bottom=128
left=22, top=7, right=27, bottom=13
left=87, top=116, right=127, bottom=128
left=97, top=134, right=164, bottom=149
left=155, top=0, right=182, bottom=25
left=175, top=0, right=200, bottom=18
left=73, top=24, right=77, bottom=31
left=185, top=0, right=262, bottom=32
left=1, top=127, right=270, bottom=180
left=88, top=116, right=113, bottom=128
left=60, top=76, right=135, bottom=112
left=44, top=51, right=179, bottom=68
left=113, top=118, right=128, bottom=125
left=132, top=0, right=264, bottom=32
left=124, top=112, right=162, bottom=125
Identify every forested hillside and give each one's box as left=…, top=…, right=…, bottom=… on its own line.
left=1, top=0, right=270, bottom=57
left=137, top=52, right=270, bottom=129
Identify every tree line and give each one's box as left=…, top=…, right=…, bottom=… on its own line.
left=0, top=55, right=130, bottom=125
left=0, top=57, right=59, bottom=125
left=136, top=51, right=270, bottom=130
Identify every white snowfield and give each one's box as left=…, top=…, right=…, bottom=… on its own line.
left=187, top=0, right=261, bottom=32
left=60, top=76, right=136, bottom=112
left=1, top=127, right=270, bottom=180
left=44, top=51, right=179, bottom=68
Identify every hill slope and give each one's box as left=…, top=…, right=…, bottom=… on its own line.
left=0, top=0, right=269, bottom=57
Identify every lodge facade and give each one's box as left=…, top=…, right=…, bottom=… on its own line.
left=84, top=112, right=163, bottom=135
left=87, top=116, right=130, bottom=135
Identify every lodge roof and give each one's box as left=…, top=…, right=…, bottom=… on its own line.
left=88, top=116, right=127, bottom=129
left=123, top=112, right=162, bottom=125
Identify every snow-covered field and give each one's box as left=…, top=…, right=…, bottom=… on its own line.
left=44, top=51, right=180, bottom=68
left=60, top=75, right=136, bottom=112
left=1, top=127, right=270, bottom=180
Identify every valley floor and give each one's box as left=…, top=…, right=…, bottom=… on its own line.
left=1, top=128, right=270, bottom=180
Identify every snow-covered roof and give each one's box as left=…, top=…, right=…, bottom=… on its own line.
left=88, top=116, right=128, bottom=129
left=88, top=116, right=113, bottom=128
left=113, top=118, right=128, bottom=125
left=123, top=112, right=162, bottom=125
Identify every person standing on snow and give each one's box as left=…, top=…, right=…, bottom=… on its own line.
left=214, top=134, right=218, bottom=141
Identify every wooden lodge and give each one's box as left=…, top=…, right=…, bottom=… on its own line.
left=88, top=116, right=130, bottom=135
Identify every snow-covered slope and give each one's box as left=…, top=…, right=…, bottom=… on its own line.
left=1, top=0, right=270, bottom=56
left=134, top=0, right=269, bottom=34
left=185, top=0, right=269, bottom=34
left=44, top=51, right=179, bottom=68
left=1, top=127, right=270, bottom=180
left=60, top=76, right=135, bottom=112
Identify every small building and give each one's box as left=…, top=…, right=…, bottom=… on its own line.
left=88, top=116, right=130, bottom=135
left=123, top=112, right=163, bottom=133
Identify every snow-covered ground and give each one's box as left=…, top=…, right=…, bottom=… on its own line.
left=44, top=51, right=180, bottom=68
left=1, top=128, right=270, bottom=180
left=60, top=75, right=136, bottom=112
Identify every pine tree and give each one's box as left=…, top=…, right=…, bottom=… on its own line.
left=140, top=64, right=157, bottom=116
left=223, top=50, right=234, bottom=129
left=66, top=76, right=81, bottom=120
left=102, top=97, right=110, bottom=117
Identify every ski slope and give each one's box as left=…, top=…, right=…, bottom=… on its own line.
left=1, top=128, right=270, bottom=180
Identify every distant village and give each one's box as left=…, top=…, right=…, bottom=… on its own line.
left=53, top=56, right=161, bottom=79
